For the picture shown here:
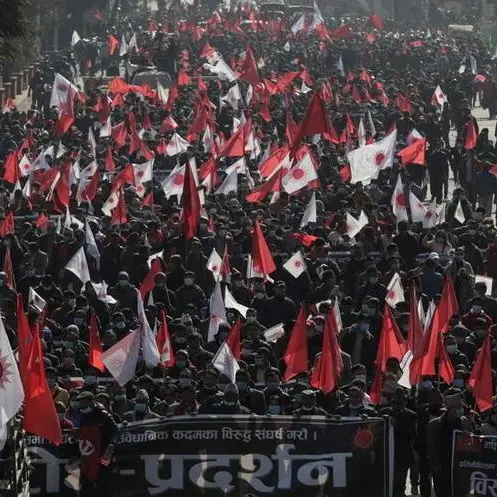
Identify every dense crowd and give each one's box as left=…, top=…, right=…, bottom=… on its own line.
left=1, top=3, right=497, bottom=497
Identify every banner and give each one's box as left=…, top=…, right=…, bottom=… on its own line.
left=452, top=430, right=497, bottom=497
left=26, top=415, right=388, bottom=497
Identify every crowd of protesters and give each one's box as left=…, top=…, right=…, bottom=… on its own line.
left=1, top=2, right=497, bottom=497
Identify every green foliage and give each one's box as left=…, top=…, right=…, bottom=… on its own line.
left=0, top=0, right=30, bottom=61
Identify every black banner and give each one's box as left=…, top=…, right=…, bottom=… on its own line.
left=26, top=416, right=389, bottom=497
left=452, top=430, right=497, bottom=497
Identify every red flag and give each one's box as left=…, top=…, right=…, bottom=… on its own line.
left=142, top=191, right=154, bottom=208
left=283, top=305, right=309, bottom=381
left=290, top=232, right=319, bottom=246
left=311, top=310, right=343, bottom=393
left=438, top=333, right=455, bottom=386
left=104, top=147, right=116, bottom=171
left=177, top=69, right=191, bottom=86
left=156, top=311, right=175, bottom=367
left=464, top=120, right=477, bottom=150
left=88, top=311, right=105, bottom=372
left=139, top=258, right=163, bottom=298
left=468, top=333, right=493, bottom=412
left=23, top=326, right=62, bottom=445
left=0, top=211, right=15, bottom=237
left=111, top=188, right=128, bottom=225
left=4, top=247, right=15, bottom=290
left=17, top=295, right=32, bottom=387
left=246, top=168, right=282, bottom=203
left=160, top=116, right=179, bottom=133
left=3, top=152, right=19, bottom=184
left=291, top=92, right=331, bottom=154
left=370, top=305, right=406, bottom=403
left=418, top=276, right=458, bottom=377
left=369, top=14, right=383, bottom=29
left=397, top=138, right=427, bottom=166
left=76, top=425, right=101, bottom=480
left=108, top=34, right=119, bottom=55
left=182, top=162, right=200, bottom=239
left=339, top=165, right=351, bottom=182
left=251, top=220, right=276, bottom=277
left=219, top=125, right=245, bottom=158
left=330, top=24, right=351, bottom=38
left=35, top=213, right=49, bottom=230
left=241, top=46, right=260, bottom=86
left=226, top=319, right=241, bottom=360
left=93, top=9, right=103, bottom=21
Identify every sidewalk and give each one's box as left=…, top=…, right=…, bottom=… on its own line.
left=14, top=87, right=32, bottom=112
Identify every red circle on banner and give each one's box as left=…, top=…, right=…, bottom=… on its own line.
left=354, top=429, right=374, bottom=449
left=375, top=153, right=385, bottom=165
left=396, top=193, right=406, bottom=206
left=292, top=168, right=305, bottom=180
left=173, top=173, right=184, bottom=186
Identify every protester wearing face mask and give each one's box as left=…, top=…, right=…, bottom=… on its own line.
left=261, top=281, right=297, bottom=328
left=77, top=390, right=118, bottom=496
left=187, top=332, right=213, bottom=371
left=241, top=308, right=266, bottom=340
left=197, top=369, right=223, bottom=407
left=248, top=348, right=272, bottom=384
left=356, top=267, right=387, bottom=307
left=46, top=367, right=69, bottom=407
left=51, top=290, right=78, bottom=327
left=444, top=336, right=470, bottom=369
left=235, top=369, right=266, bottom=414
left=335, top=385, right=378, bottom=417
left=199, top=383, right=251, bottom=414
left=175, top=272, right=207, bottom=314
left=230, top=273, right=253, bottom=306
left=150, top=272, right=176, bottom=313
left=427, top=388, right=478, bottom=497
left=124, top=389, right=160, bottom=421
left=444, top=246, right=474, bottom=282
left=168, top=385, right=199, bottom=415
left=340, top=316, right=377, bottom=378
left=168, top=350, right=196, bottom=379
left=266, top=394, right=285, bottom=415
left=55, top=401, right=73, bottom=429
left=461, top=298, right=492, bottom=331
left=109, top=271, right=138, bottom=313
left=262, top=369, right=290, bottom=409
left=293, top=390, right=329, bottom=416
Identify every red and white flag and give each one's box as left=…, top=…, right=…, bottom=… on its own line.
left=162, top=164, right=185, bottom=200
left=208, top=280, right=227, bottom=342
left=431, top=85, right=448, bottom=107
left=50, top=73, right=79, bottom=111
left=392, top=175, right=408, bottom=222
left=348, top=130, right=397, bottom=184
left=206, top=248, right=223, bottom=281
left=386, top=272, right=405, bottom=308
left=166, top=133, right=190, bottom=156
left=283, top=153, right=318, bottom=194
left=212, top=320, right=241, bottom=382
left=283, top=251, right=307, bottom=278
left=136, top=289, right=160, bottom=367
left=133, top=160, right=154, bottom=197
left=64, top=247, right=91, bottom=284
left=0, top=314, right=24, bottom=449
left=101, top=329, right=140, bottom=386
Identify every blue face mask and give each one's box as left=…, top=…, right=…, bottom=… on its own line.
left=453, top=379, right=465, bottom=389
left=135, top=403, right=148, bottom=413
left=268, top=405, right=281, bottom=415
left=236, top=381, right=248, bottom=391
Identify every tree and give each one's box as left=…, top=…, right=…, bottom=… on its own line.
left=0, top=0, right=29, bottom=61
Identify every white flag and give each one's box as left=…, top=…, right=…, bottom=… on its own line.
left=212, top=341, right=239, bottom=382
left=136, top=289, right=160, bottom=367
left=64, top=247, right=91, bottom=284
left=392, top=175, right=408, bottom=222
left=264, top=323, right=285, bottom=343
left=0, top=314, right=24, bottom=450
left=367, top=110, right=376, bottom=138
left=28, top=287, right=46, bottom=312
left=300, top=192, right=317, bottom=227
left=85, top=219, right=100, bottom=270
left=101, top=330, right=140, bottom=386
left=215, top=169, right=238, bottom=195
left=100, top=115, right=112, bottom=138
left=475, top=275, right=493, bottom=295
left=166, top=133, right=190, bottom=156
left=454, top=200, right=466, bottom=224
left=409, top=190, right=427, bottom=223
left=162, top=164, right=185, bottom=200
left=208, top=280, right=227, bottom=342
left=337, top=56, right=345, bottom=76
left=386, top=272, right=405, bottom=308
left=119, top=34, right=129, bottom=56
left=157, top=81, right=170, bottom=105
left=283, top=251, right=306, bottom=279
left=423, top=199, right=438, bottom=228
left=358, top=118, right=366, bottom=147
left=206, top=249, right=223, bottom=281
left=291, top=15, right=306, bottom=34
left=71, top=31, right=81, bottom=47
left=224, top=287, right=249, bottom=318
left=346, top=211, right=368, bottom=238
